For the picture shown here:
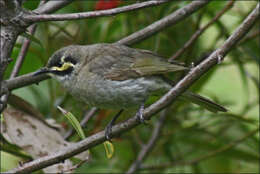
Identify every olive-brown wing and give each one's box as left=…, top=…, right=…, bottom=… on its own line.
left=88, top=44, right=188, bottom=81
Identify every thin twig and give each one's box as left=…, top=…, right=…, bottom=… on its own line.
left=126, top=110, right=167, bottom=174
left=61, top=157, right=89, bottom=173
left=33, top=0, right=73, bottom=14
left=10, top=26, right=37, bottom=78
left=169, top=0, right=235, bottom=61
left=117, top=0, right=210, bottom=45
left=6, top=3, right=259, bottom=173
left=24, top=1, right=170, bottom=23
left=0, top=0, right=45, bottom=113
left=10, top=0, right=50, bottom=77
left=141, top=127, right=259, bottom=170
left=64, top=107, right=99, bottom=140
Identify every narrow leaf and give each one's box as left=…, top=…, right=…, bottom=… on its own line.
left=103, top=141, right=114, bottom=159
left=57, top=106, right=85, bottom=140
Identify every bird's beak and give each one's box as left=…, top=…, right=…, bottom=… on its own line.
left=33, top=67, right=51, bottom=76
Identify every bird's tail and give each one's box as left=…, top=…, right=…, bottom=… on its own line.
left=180, top=91, right=227, bottom=113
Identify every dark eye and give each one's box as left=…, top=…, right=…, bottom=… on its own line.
left=56, top=62, right=63, bottom=67
left=64, top=56, right=77, bottom=65
left=47, top=53, right=63, bottom=68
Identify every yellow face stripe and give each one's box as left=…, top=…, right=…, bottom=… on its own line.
left=51, top=62, right=75, bottom=71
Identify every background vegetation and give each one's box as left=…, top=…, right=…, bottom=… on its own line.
left=1, top=1, right=259, bottom=173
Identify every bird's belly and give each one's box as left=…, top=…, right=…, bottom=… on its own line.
left=68, top=75, right=171, bottom=109
left=82, top=78, right=150, bottom=109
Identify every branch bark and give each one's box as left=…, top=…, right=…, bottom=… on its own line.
left=33, top=0, right=73, bottom=14
left=0, top=0, right=70, bottom=113
left=141, top=127, right=259, bottom=170
left=5, top=72, right=50, bottom=91
left=126, top=110, right=167, bottom=174
left=24, top=0, right=170, bottom=22
left=6, top=3, right=259, bottom=173
left=169, top=0, right=235, bottom=61
left=0, top=0, right=27, bottom=112
left=117, top=0, right=210, bottom=45
left=10, top=25, right=37, bottom=78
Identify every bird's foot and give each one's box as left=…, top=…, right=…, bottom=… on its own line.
left=136, top=104, right=147, bottom=124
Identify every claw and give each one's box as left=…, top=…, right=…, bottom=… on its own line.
left=190, top=62, right=195, bottom=69
left=136, top=103, right=146, bottom=123
left=217, top=51, right=224, bottom=64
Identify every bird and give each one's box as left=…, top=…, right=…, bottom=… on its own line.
left=34, top=43, right=227, bottom=139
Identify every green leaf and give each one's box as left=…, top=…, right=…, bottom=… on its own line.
left=57, top=106, right=85, bottom=140
left=103, top=141, right=114, bottom=159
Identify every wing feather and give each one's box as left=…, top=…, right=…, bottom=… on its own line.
left=88, top=44, right=188, bottom=81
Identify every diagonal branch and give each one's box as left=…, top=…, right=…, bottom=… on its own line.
left=0, top=0, right=46, bottom=113
left=117, top=0, right=210, bottom=45
left=126, top=110, right=167, bottom=174
left=141, top=127, right=259, bottom=170
left=6, top=3, right=259, bottom=174
left=10, top=25, right=37, bottom=78
left=24, top=0, right=171, bottom=23
left=143, top=3, right=259, bottom=117
left=33, top=0, right=73, bottom=14
left=169, top=0, right=235, bottom=61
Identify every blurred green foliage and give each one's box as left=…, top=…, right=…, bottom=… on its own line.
left=1, top=1, right=259, bottom=173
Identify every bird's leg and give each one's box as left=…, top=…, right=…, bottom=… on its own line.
left=105, top=109, right=124, bottom=140
left=136, top=103, right=145, bottom=123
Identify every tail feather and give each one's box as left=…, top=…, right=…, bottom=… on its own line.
left=180, top=91, right=227, bottom=113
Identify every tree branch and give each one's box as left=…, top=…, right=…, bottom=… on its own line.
left=126, top=110, right=167, bottom=174
left=6, top=3, right=259, bottom=173
left=5, top=72, right=50, bottom=91
left=117, top=0, right=210, bottom=45
left=143, top=3, right=259, bottom=116
left=0, top=0, right=46, bottom=113
left=169, top=0, right=235, bottom=61
left=0, top=0, right=26, bottom=113
left=141, top=127, right=259, bottom=170
left=0, top=0, right=72, bottom=113
left=10, top=25, right=37, bottom=78
left=24, top=0, right=170, bottom=23
left=33, top=0, right=73, bottom=14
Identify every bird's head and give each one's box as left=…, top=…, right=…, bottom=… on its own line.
left=33, top=45, right=84, bottom=82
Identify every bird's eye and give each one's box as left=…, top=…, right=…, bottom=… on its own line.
left=64, top=56, right=77, bottom=65
left=56, top=62, right=63, bottom=67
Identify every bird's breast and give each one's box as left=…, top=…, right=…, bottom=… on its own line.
left=63, top=73, right=171, bottom=109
